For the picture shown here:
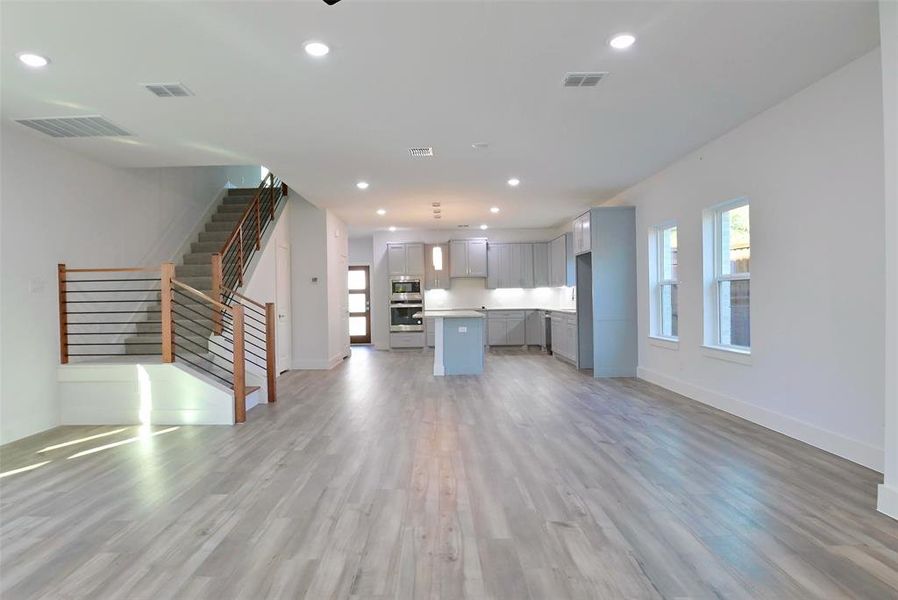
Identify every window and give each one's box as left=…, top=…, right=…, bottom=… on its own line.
left=704, top=199, right=750, bottom=350
left=650, top=223, right=678, bottom=340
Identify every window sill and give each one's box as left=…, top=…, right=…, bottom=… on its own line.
left=701, top=344, right=752, bottom=365
left=648, top=336, right=679, bottom=350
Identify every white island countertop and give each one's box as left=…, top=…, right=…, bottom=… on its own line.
left=413, top=310, right=485, bottom=319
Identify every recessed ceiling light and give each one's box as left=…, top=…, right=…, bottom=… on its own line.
left=480, top=224, right=488, bottom=230
left=388, top=226, right=397, bottom=232
left=507, top=178, right=520, bottom=187
left=356, top=181, right=369, bottom=190
left=609, top=33, right=636, bottom=50
left=304, top=41, right=330, bottom=57
left=490, top=207, right=500, bottom=214
left=472, top=142, right=489, bottom=150
left=17, top=52, right=49, bottom=68
left=376, top=208, right=386, bottom=216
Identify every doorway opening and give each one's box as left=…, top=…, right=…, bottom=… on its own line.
left=348, top=266, right=372, bottom=344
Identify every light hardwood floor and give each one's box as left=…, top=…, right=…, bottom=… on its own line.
left=1, top=347, right=897, bottom=599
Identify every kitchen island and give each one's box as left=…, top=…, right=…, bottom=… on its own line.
left=414, top=310, right=485, bottom=376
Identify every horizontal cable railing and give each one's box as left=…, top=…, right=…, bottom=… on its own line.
left=214, top=172, right=287, bottom=293
left=169, top=276, right=246, bottom=423
left=58, top=265, right=162, bottom=361
left=218, top=286, right=276, bottom=403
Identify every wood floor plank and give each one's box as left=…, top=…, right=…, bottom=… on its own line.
left=1, top=347, right=897, bottom=599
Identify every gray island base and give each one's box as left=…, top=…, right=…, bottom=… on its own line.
left=414, top=310, right=485, bottom=376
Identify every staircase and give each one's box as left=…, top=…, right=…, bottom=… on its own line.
left=57, top=174, right=288, bottom=424
left=122, top=188, right=258, bottom=355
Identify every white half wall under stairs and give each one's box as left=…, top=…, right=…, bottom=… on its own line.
left=58, top=361, right=263, bottom=426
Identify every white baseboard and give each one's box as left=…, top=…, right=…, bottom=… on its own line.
left=292, top=354, right=344, bottom=370
left=878, top=484, right=898, bottom=520
left=637, top=366, right=884, bottom=472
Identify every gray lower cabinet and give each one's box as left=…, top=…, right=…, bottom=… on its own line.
left=549, top=311, right=578, bottom=364
left=390, top=332, right=424, bottom=349
left=487, top=310, right=537, bottom=346
left=525, top=310, right=545, bottom=346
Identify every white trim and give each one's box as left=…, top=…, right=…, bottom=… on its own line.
left=648, top=336, right=679, bottom=350
left=637, top=366, right=884, bottom=472
left=701, top=344, right=752, bottom=365
left=878, top=484, right=898, bottom=520
left=292, top=355, right=343, bottom=370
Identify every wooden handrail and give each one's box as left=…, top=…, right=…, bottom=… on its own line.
left=220, top=285, right=266, bottom=310
left=171, top=278, right=231, bottom=312
left=64, top=266, right=160, bottom=273
left=218, top=173, right=272, bottom=257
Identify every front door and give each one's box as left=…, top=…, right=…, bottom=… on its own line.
left=348, top=266, right=371, bottom=344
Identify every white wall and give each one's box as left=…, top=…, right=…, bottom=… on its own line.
left=0, top=124, right=257, bottom=444
left=348, top=235, right=373, bottom=266
left=608, top=50, right=885, bottom=470
left=879, top=0, right=898, bottom=518
left=240, top=201, right=290, bottom=378
left=288, top=195, right=349, bottom=369
left=370, top=227, right=575, bottom=349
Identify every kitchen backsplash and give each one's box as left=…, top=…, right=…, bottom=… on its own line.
left=424, top=278, right=576, bottom=310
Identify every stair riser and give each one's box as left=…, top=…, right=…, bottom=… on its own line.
left=184, top=253, right=214, bottom=265
left=176, top=265, right=212, bottom=277
left=198, top=231, right=230, bottom=243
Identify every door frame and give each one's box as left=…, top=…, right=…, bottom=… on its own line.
left=348, top=265, right=372, bottom=344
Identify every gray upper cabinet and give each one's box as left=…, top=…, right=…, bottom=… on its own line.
left=387, top=244, right=406, bottom=276
left=424, top=243, right=449, bottom=289
left=449, top=240, right=467, bottom=278
left=388, top=243, right=424, bottom=276
left=449, top=239, right=488, bottom=278
left=533, top=242, right=549, bottom=287
left=549, top=235, right=566, bottom=287
left=573, top=212, right=592, bottom=255
left=406, top=243, right=424, bottom=275
left=487, top=243, right=538, bottom=289
left=549, top=233, right=575, bottom=287
left=520, top=244, right=534, bottom=288
left=467, top=239, right=488, bottom=277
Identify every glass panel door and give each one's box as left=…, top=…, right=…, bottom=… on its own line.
left=348, top=266, right=371, bottom=344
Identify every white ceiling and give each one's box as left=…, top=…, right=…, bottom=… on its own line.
left=1, top=1, right=880, bottom=233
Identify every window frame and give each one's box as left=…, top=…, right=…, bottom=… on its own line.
left=649, top=221, right=679, bottom=344
left=703, top=197, right=751, bottom=354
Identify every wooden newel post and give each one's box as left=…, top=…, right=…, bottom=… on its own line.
left=265, top=302, right=277, bottom=403
left=58, top=264, right=68, bottom=364
left=161, top=262, right=175, bottom=363
left=233, top=305, right=246, bottom=423
left=211, top=253, right=223, bottom=335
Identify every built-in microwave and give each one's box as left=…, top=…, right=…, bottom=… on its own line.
left=390, top=303, right=424, bottom=332
left=390, top=277, right=422, bottom=302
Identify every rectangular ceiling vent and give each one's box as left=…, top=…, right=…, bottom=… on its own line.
left=16, top=115, right=132, bottom=138
left=143, top=82, right=194, bottom=98
left=563, top=72, right=609, bottom=88
left=408, top=147, right=434, bottom=158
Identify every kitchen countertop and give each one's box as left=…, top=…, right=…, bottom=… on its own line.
left=414, top=310, right=486, bottom=319
left=422, top=307, right=576, bottom=315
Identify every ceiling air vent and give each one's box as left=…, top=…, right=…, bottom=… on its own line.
left=563, top=72, right=608, bottom=88
left=408, top=147, right=434, bottom=158
left=16, top=115, right=132, bottom=138
left=143, top=82, right=194, bottom=97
